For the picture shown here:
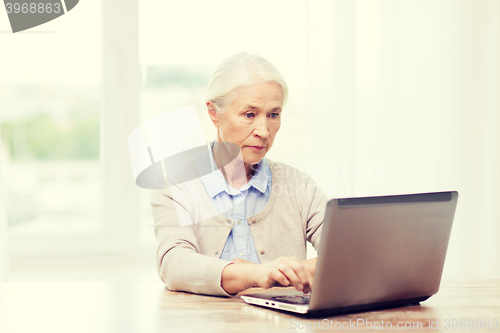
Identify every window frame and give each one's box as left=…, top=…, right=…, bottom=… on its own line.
left=8, top=0, right=143, bottom=257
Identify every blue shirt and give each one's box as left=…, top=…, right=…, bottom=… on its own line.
left=198, top=143, right=272, bottom=263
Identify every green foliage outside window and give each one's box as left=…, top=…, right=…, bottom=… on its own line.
left=1, top=107, right=99, bottom=161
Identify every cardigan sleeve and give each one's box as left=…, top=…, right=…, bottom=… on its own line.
left=303, top=175, right=329, bottom=252
left=150, top=184, right=234, bottom=296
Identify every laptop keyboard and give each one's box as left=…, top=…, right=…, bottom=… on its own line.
left=271, top=294, right=311, bottom=305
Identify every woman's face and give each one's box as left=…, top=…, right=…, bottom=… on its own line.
left=208, top=81, right=284, bottom=166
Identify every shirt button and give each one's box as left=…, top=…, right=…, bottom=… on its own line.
left=237, top=220, right=241, bottom=224
left=237, top=193, right=241, bottom=196
left=260, top=250, right=265, bottom=255
left=215, top=251, right=219, bottom=256
left=239, top=251, right=244, bottom=256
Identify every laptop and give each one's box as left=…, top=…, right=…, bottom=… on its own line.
left=241, top=191, right=459, bottom=316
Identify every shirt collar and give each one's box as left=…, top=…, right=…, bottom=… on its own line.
left=246, top=157, right=271, bottom=194
left=197, top=142, right=271, bottom=198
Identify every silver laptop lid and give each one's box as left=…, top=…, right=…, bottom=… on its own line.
left=310, top=191, right=458, bottom=311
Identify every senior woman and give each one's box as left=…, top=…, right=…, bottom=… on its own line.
left=151, top=52, right=328, bottom=296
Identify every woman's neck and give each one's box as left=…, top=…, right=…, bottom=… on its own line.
left=212, top=142, right=255, bottom=189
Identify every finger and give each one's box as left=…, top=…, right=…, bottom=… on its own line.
left=294, top=264, right=311, bottom=291
left=298, top=270, right=314, bottom=293
left=270, top=268, right=290, bottom=287
left=303, top=271, right=313, bottom=294
left=283, top=259, right=311, bottom=292
left=278, top=265, right=304, bottom=291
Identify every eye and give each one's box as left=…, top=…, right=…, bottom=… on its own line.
left=269, top=112, right=280, bottom=119
left=245, top=112, right=255, bottom=119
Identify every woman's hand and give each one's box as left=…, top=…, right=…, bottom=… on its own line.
left=221, top=256, right=316, bottom=295
left=254, top=257, right=313, bottom=293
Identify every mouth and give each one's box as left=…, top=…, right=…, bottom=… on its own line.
left=247, top=145, right=266, bottom=152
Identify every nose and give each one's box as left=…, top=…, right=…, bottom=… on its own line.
left=253, top=115, right=269, bottom=139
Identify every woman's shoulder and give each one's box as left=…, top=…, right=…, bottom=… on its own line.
left=265, top=158, right=327, bottom=209
left=266, top=158, right=312, bottom=183
left=266, top=158, right=309, bottom=178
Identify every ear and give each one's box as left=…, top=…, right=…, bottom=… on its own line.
left=207, top=100, right=219, bottom=129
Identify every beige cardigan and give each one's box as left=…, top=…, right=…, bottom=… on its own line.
left=150, top=159, right=328, bottom=296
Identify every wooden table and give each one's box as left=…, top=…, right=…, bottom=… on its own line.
left=1, top=280, right=499, bottom=333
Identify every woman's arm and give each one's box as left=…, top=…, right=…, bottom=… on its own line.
left=221, top=257, right=316, bottom=295
left=152, top=185, right=238, bottom=296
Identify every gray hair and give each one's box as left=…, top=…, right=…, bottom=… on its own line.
left=206, top=52, right=288, bottom=112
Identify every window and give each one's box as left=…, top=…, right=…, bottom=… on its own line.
left=1, top=1, right=104, bottom=255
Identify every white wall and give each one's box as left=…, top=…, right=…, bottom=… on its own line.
left=305, top=0, right=500, bottom=278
